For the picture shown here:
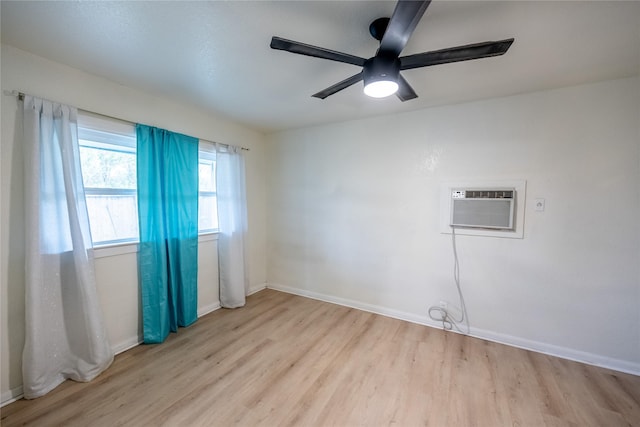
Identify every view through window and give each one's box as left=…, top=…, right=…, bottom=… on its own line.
left=79, top=126, right=138, bottom=245
left=198, top=144, right=218, bottom=232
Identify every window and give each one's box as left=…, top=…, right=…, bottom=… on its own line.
left=199, top=142, right=218, bottom=233
left=78, top=115, right=138, bottom=246
left=78, top=113, right=219, bottom=246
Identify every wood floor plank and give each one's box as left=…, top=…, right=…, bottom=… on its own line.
left=2, top=289, right=639, bottom=426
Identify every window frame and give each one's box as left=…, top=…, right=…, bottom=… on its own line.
left=198, top=141, right=219, bottom=234
left=78, top=113, right=220, bottom=249
left=78, top=115, right=139, bottom=247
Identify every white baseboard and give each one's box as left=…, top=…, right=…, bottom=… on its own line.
left=248, top=282, right=267, bottom=296
left=198, top=301, right=222, bottom=318
left=267, top=283, right=640, bottom=376
left=112, top=336, right=143, bottom=355
left=472, top=328, right=640, bottom=376
left=1, top=386, right=23, bottom=407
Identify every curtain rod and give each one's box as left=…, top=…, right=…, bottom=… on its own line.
left=4, top=90, right=250, bottom=151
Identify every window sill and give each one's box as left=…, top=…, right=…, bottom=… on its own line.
left=91, top=232, right=219, bottom=259
left=198, top=232, right=219, bottom=243
left=91, top=241, right=138, bottom=259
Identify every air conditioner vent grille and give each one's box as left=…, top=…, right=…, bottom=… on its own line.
left=453, top=190, right=513, bottom=199
left=450, top=187, right=516, bottom=230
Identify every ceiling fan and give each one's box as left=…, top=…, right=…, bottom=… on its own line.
left=270, top=0, right=514, bottom=101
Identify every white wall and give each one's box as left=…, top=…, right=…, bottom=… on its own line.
left=0, top=44, right=268, bottom=402
left=266, top=76, right=640, bottom=374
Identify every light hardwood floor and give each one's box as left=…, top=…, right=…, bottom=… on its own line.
left=2, top=289, right=639, bottom=426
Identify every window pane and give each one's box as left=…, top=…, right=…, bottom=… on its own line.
left=85, top=195, right=139, bottom=243
left=78, top=115, right=138, bottom=246
left=198, top=149, right=218, bottom=232
left=199, top=159, right=215, bottom=192
left=80, top=144, right=136, bottom=189
left=199, top=194, right=218, bottom=231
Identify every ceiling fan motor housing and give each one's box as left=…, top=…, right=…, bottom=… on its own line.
left=363, top=56, right=401, bottom=86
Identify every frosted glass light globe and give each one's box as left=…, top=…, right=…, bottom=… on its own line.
left=363, top=80, right=399, bottom=98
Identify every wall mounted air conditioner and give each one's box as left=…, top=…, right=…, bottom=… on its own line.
left=450, top=188, right=515, bottom=230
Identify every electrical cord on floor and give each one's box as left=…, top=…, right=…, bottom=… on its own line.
left=428, top=226, right=470, bottom=334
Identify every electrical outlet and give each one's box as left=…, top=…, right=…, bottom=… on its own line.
left=439, top=300, right=448, bottom=310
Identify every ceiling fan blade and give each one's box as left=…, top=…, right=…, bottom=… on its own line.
left=396, top=74, right=418, bottom=102
left=271, top=36, right=367, bottom=67
left=312, top=72, right=364, bottom=99
left=378, top=0, right=431, bottom=57
left=400, top=38, right=515, bottom=70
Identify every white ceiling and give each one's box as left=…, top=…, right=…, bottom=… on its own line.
left=2, top=1, right=639, bottom=133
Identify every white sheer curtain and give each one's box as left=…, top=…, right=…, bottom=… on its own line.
left=22, top=96, right=113, bottom=399
left=216, top=143, right=249, bottom=308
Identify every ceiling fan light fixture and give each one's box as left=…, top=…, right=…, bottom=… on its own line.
left=364, top=79, right=399, bottom=98
left=362, top=56, right=401, bottom=98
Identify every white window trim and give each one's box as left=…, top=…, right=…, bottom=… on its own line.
left=79, top=112, right=138, bottom=247
left=198, top=140, right=219, bottom=234
left=92, top=232, right=219, bottom=259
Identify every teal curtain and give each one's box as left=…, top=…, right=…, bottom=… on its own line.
left=136, top=124, right=199, bottom=344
